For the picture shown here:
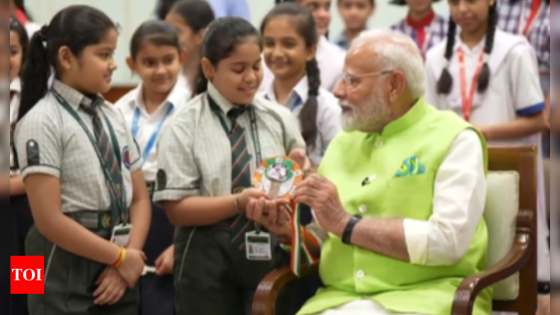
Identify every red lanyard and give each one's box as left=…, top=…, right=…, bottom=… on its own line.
left=520, top=0, right=541, bottom=36
left=457, top=47, right=484, bottom=122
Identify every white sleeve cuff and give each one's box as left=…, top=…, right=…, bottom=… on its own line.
left=403, top=218, right=429, bottom=265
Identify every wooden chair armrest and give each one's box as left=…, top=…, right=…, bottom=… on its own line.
left=451, top=209, right=534, bottom=315
left=252, top=263, right=319, bottom=315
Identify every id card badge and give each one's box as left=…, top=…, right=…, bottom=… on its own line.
left=245, top=231, right=272, bottom=261
left=111, top=224, right=132, bottom=247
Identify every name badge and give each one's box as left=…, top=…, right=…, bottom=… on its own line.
left=245, top=231, right=272, bottom=261
left=111, top=223, right=132, bottom=247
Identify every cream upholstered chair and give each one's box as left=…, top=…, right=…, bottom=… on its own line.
left=252, top=147, right=538, bottom=315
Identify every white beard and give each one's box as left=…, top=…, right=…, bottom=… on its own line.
left=340, top=86, right=391, bottom=132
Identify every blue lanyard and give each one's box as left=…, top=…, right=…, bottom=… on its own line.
left=131, top=104, right=174, bottom=166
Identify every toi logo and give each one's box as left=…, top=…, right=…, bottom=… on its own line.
left=11, top=256, right=44, bottom=294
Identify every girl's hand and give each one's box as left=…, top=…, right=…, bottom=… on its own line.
left=237, top=188, right=268, bottom=212
left=116, top=248, right=145, bottom=287
left=155, top=245, right=174, bottom=276
left=94, top=267, right=127, bottom=305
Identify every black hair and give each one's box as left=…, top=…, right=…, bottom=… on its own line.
left=156, top=0, right=179, bottom=20
left=9, top=15, right=29, bottom=76
left=168, top=0, right=215, bottom=33
left=261, top=2, right=320, bottom=149
left=195, top=17, right=261, bottom=96
left=437, top=2, right=497, bottom=95
left=12, top=0, right=32, bottom=21
left=17, top=5, right=117, bottom=121
left=337, top=0, right=375, bottom=5
left=130, top=20, right=181, bottom=60
left=389, top=0, right=439, bottom=5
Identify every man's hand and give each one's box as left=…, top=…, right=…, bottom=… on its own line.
left=294, top=174, right=349, bottom=236
left=94, top=267, right=128, bottom=305
left=155, top=245, right=174, bottom=276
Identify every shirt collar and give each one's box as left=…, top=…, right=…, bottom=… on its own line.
left=406, top=10, right=435, bottom=30
left=265, top=75, right=308, bottom=110
left=10, top=78, right=21, bottom=93
left=335, top=33, right=350, bottom=50
left=381, top=97, right=428, bottom=137
left=206, top=81, right=263, bottom=114
left=51, top=79, right=105, bottom=110
left=129, top=82, right=185, bottom=112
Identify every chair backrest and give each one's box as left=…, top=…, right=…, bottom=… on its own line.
left=485, top=147, right=537, bottom=314
left=485, top=171, right=520, bottom=299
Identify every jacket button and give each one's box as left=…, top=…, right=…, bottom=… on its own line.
left=359, top=205, right=367, bottom=214
left=356, top=270, right=365, bottom=279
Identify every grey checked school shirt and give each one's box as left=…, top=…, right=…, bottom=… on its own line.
left=497, top=0, right=550, bottom=74
left=14, top=80, right=142, bottom=213
left=153, top=82, right=305, bottom=202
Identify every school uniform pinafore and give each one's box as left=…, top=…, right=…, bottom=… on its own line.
left=153, top=82, right=306, bottom=315
left=14, top=80, right=142, bottom=315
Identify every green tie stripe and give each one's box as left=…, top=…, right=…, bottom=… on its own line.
left=82, top=104, right=124, bottom=224
left=227, top=116, right=254, bottom=249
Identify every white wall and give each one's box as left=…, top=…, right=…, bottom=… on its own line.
left=25, top=0, right=449, bottom=85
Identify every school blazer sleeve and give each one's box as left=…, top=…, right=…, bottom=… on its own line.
left=153, top=106, right=201, bottom=203
left=509, top=43, right=546, bottom=116
left=14, top=103, right=63, bottom=179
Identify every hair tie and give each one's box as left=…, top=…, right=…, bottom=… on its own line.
left=442, top=59, right=449, bottom=68
left=39, top=25, right=49, bottom=41
left=483, top=53, right=489, bottom=63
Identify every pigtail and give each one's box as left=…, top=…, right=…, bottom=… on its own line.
left=300, top=58, right=320, bottom=149
left=18, top=26, right=51, bottom=121
left=436, top=18, right=457, bottom=95
left=476, top=2, right=497, bottom=93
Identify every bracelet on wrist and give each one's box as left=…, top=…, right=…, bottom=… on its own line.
left=234, top=194, right=241, bottom=213
left=111, top=247, right=126, bottom=268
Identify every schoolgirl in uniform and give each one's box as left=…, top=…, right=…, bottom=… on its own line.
left=497, top=0, right=550, bottom=92
left=389, top=0, right=447, bottom=59
left=13, top=5, right=151, bottom=315
left=261, top=0, right=346, bottom=92
left=115, top=19, right=189, bottom=315
left=164, top=0, right=215, bottom=93
left=261, top=3, right=341, bottom=173
left=9, top=15, right=32, bottom=315
left=424, top=0, right=551, bottom=296
left=333, top=0, right=375, bottom=50
left=153, top=17, right=307, bottom=315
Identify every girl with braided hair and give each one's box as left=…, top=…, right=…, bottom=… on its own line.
left=260, top=2, right=341, bottom=169
left=424, top=0, right=550, bottom=296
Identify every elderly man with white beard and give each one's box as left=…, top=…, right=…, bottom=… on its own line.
left=245, top=29, right=492, bottom=315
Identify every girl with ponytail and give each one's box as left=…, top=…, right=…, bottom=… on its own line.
left=14, top=5, right=150, bottom=314
left=425, top=0, right=551, bottom=296
left=260, top=2, right=341, bottom=169
left=154, top=17, right=308, bottom=315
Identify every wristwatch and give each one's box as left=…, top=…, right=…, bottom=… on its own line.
left=342, top=215, right=362, bottom=244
